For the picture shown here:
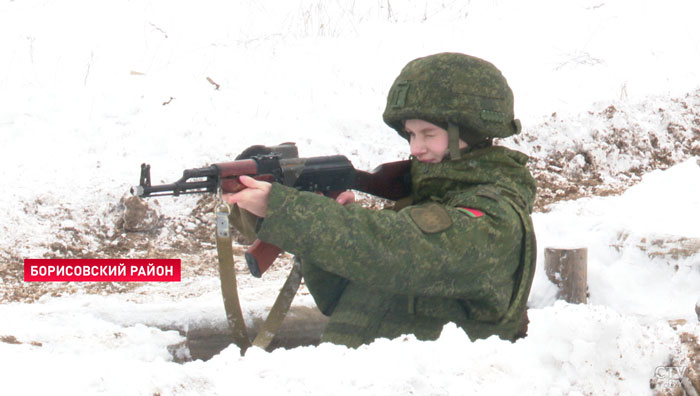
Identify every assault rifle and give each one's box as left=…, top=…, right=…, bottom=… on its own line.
left=131, top=143, right=411, bottom=277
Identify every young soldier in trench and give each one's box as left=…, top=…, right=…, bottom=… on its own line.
left=225, top=52, right=537, bottom=348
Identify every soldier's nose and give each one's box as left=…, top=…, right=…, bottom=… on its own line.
left=410, top=143, right=426, bottom=157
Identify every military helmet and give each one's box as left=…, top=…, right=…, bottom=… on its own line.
left=383, top=52, right=521, bottom=145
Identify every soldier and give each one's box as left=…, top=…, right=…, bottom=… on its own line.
left=225, top=52, right=537, bottom=348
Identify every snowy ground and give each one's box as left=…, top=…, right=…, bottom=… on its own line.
left=2, top=0, right=700, bottom=395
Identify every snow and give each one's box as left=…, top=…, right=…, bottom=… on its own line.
left=529, top=158, right=700, bottom=320
left=2, top=0, right=700, bottom=395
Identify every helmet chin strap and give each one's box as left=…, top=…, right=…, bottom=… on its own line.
left=448, top=121, right=499, bottom=160
left=448, top=122, right=462, bottom=160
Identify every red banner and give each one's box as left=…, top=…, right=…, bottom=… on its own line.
left=24, top=259, right=181, bottom=282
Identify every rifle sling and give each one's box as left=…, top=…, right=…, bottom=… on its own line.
left=215, top=204, right=302, bottom=354
left=215, top=206, right=252, bottom=353
left=251, top=257, right=302, bottom=350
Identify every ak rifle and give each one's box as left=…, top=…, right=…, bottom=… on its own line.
left=131, top=143, right=411, bottom=277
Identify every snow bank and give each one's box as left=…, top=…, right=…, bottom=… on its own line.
left=530, top=158, right=700, bottom=320
left=2, top=0, right=700, bottom=395
left=0, top=298, right=688, bottom=396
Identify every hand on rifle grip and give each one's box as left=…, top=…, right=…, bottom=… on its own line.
left=335, top=191, right=356, bottom=205
left=223, top=176, right=271, bottom=218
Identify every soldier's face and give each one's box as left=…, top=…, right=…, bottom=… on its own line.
left=405, top=119, right=450, bottom=163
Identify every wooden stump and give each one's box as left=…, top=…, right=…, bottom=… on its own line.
left=545, top=247, right=588, bottom=304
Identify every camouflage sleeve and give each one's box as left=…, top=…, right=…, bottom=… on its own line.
left=300, top=259, right=349, bottom=316
left=256, top=183, right=523, bottom=302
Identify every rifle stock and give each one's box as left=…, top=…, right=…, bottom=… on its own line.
left=354, top=160, right=412, bottom=201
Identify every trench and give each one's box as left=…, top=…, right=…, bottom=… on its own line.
left=167, top=306, right=329, bottom=361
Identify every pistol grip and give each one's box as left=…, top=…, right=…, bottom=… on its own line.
left=245, top=240, right=283, bottom=278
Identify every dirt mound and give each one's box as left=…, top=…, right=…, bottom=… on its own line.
left=503, top=89, right=700, bottom=211
left=651, top=330, right=700, bottom=395
left=3, top=89, right=700, bottom=303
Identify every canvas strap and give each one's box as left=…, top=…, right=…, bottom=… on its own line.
left=447, top=122, right=462, bottom=160
left=215, top=201, right=302, bottom=354
left=251, top=257, right=302, bottom=350
left=215, top=203, right=251, bottom=353
left=449, top=122, right=496, bottom=155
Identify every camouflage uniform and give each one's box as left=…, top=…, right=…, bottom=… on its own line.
left=254, top=53, right=536, bottom=347
left=255, top=144, right=536, bottom=347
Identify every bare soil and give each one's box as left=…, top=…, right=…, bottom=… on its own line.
left=3, top=90, right=700, bottom=304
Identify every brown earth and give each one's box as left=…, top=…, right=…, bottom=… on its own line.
left=2, top=90, right=700, bottom=303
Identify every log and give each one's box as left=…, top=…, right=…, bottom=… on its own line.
left=545, top=247, right=588, bottom=304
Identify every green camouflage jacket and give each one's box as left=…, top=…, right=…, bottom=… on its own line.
left=256, top=146, right=537, bottom=347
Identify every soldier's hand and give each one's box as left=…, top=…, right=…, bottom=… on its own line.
left=335, top=191, right=355, bottom=206
left=223, top=176, right=271, bottom=218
